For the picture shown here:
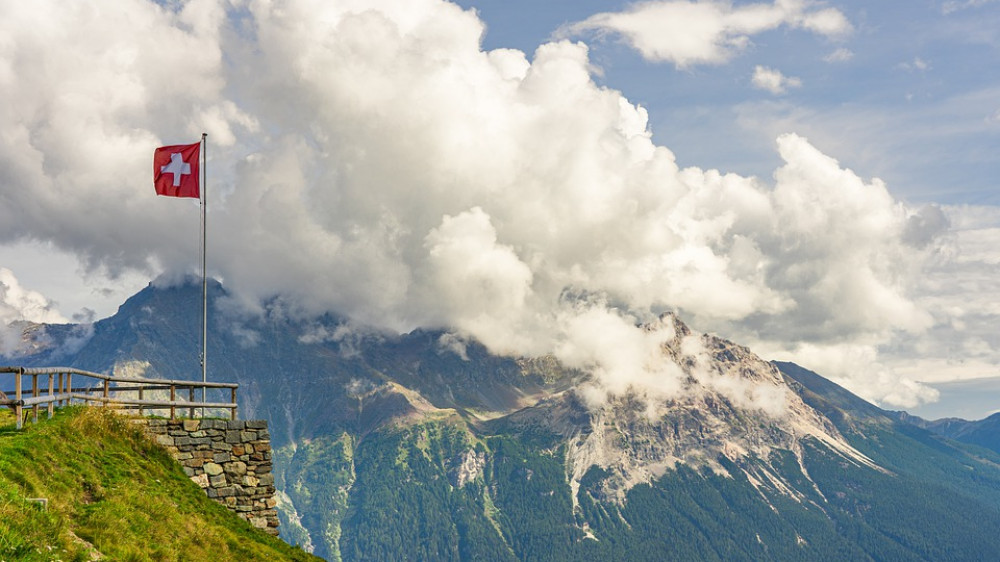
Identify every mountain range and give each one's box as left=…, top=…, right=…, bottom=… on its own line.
left=5, top=281, right=1000, bottom=561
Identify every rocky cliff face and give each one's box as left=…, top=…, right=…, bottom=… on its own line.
left=493, top=313, right=878, bottom=506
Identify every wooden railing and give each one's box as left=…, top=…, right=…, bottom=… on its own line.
left=0, top=366, right=238, bottom=429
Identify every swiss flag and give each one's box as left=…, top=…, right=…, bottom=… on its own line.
left=153, top=142, right=201, bottom=198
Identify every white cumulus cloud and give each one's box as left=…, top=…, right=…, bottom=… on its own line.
left=0, top=268, right=68, bottom=356
left=0, top=268, right=67, bottom=326
left=559, top=0, right=852, bottom=67
left=752, top=65, right=802, bottom=94
left=0, top=0, right=949, bottom=409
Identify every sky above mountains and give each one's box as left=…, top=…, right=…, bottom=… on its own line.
left=463, top=0, right=1000, bottom=206
left=0, top=0, right=997, bottom=417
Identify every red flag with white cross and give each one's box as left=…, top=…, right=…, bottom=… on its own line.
left=153, top=141, right=201, bottom=198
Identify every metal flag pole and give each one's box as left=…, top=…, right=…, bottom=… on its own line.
left=200, top=132, right=208, bottom=416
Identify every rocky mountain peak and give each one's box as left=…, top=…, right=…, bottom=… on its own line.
left=498, top=313, right=878, bottom=504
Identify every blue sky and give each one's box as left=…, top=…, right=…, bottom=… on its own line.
left=458, top=0, right=1000, bottom=205
left=0, top=0, right=998, bottom=419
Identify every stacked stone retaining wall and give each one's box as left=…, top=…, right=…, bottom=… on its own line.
left=137, top=418, right=280, bottom=535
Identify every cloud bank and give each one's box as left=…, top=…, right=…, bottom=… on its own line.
left=0, top=0, right=959, bottom=408
left=560, top=0, right=851, bottom=67
left=0, top=269, right=67, bottom=326
left=0, top=268, right=68, bottom=356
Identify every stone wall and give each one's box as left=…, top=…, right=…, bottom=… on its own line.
left=137, top=418, right=280, bottom=535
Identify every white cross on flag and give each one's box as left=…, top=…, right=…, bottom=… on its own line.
left=153, top=141, right=200, bottom=198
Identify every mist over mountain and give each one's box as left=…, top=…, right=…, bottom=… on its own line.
left=5, top=280, right=1000, bottom=560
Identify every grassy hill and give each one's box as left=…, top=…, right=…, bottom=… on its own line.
left=0, top=407, right=319, bottom=561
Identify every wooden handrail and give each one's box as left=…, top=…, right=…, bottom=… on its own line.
left=1, top=366, right=239, bottom=429
left=0, top=366, right=238, bottom=388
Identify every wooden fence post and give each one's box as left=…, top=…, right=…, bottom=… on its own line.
left=231, top=387, right=237, bottom=420
left=170, top=385, right=176, bottom=420
left=31, top=374, right=39, bottom=424
left=188, top=386, right=195, bottom=419
left=15, top=368, right=22, bottom=430
left=47, top=374, right=54, bottom=419
left=138, top=386, right=144, bottom=417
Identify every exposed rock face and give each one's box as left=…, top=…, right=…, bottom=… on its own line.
left=501, top=314, right=877, bottom=504
left=448, top=449, right=486, bottom=488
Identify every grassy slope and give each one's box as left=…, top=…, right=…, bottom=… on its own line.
left=0, top=407, right=319, bottom=562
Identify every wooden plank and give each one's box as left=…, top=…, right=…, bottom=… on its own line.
left=4, top=366, right=239, bottom=388
left=70, top=395, right=236, bottom=409
left=20, top=393, right=73, bottom=407
left=19, top=393, right=235, bottom=410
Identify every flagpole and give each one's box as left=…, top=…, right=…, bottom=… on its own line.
left=200, top=132, right=208, bottom=416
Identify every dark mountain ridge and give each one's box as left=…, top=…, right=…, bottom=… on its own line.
left=893, top=410, right=1000, bottom=456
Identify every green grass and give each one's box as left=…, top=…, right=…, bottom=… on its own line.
left=0, top=407, right=320, bottom=561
